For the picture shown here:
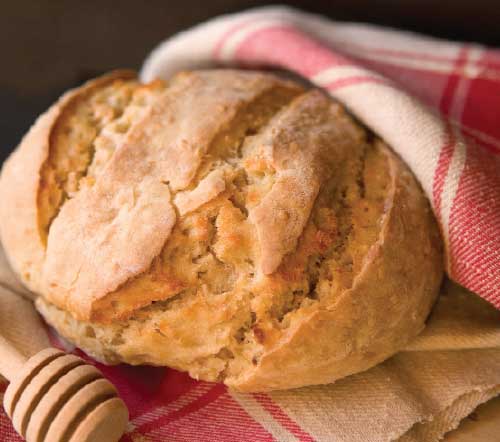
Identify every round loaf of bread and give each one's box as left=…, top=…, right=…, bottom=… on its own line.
left=0, top=70, right=443, bottom=392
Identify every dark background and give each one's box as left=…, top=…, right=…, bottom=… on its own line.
left=2, top=0, right=499, bottom=162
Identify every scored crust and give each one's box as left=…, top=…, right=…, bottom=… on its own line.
left=0, top=70, right=136, bottom=293
left=1, top=70, right=443, bottom=392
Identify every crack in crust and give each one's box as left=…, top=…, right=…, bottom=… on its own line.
left=36, top=70, right=304, bottom=321
left=89, top=78, right=302, bottom=322
left=37, top=73, right=143, bottom=244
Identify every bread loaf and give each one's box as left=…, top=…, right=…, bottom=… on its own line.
left=0, top=69, right=443, bottom=391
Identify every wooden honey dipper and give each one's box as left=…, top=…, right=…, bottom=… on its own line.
left=0, top=334, right=129, bottom=442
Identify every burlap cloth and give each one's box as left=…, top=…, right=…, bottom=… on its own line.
left=1, top=241, right=499, bottom=441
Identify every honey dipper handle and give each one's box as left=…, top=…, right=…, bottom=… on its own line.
left=0, top=334, right=28, bottom=381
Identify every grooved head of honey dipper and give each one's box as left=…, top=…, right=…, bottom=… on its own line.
left=3, top=348, right=64, bottom=418
left=68, top=397, right=129, bottom=442
left=3, top=348, right=129, bottom=442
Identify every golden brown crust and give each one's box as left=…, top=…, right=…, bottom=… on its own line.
left=0, top=70, right=135, bottom=293
left=249, top=91, right=335, bottom=274
left=41, top=70, right=302, bottom=320
left=2, top=69, right=443, bottom=392
left=227, top=143, right=443, bottom=391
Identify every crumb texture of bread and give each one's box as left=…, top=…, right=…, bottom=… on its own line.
left=1, top=70, right=443, bottom=392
